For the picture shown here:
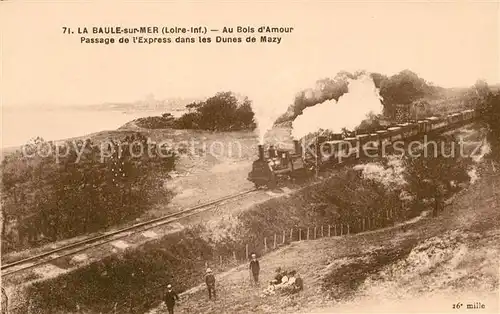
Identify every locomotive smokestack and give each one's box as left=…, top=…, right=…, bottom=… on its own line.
left=293, top=140, right=302, bottom=155
left=258, top=145, right=264, bottom=161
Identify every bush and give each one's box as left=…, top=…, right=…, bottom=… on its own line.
left=173, top=92, right=256, bottom=131
left=21, top=228, right=212, bottom=314
left=172, top=111, right=201, bottom=129
left=135, top=116, right=175, bottom=129
left=403, top=135, right=473, bottom=216
left=1, top=134, right=177, bottom=253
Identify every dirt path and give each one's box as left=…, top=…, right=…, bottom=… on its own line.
left=149, top=162, right=500, bottom=314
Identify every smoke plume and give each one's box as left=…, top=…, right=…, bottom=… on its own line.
left=252, top=92, right=292, bottom=144
left=237, top=68, right=317, bottom=144
left=291, top=74, right=383, bottom=139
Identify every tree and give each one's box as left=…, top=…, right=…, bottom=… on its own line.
left=379, top=70, right=433, bottom=118
left=465, top=79, right=492, bottom=110
left=196, top=92, right=239, bottom=131
left=234, top=97, right=256, bottom=129
left=370, top=72, right=389, bottom=89
left=185, top=101, right=203, bottom=112
left=174, top=92, right=256, bottom=131
left=173, top=112, right=201, bottom=129
left=403, top=136, right=472, bottom=216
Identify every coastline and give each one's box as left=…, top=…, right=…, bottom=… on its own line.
left=0, top=122, right=145, bottom=161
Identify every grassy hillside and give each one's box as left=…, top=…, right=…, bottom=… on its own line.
left=12, top=165, right=405, bottom=314
left=154, top=162, right=499, bottom=314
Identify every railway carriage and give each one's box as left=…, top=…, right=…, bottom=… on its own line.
left=447, top=112, right=462, bottom=124
left=398, top=122, right=419, bottom=138
left=428, top=116, right=448, bottom=131
left=376, top=130, right=391, bottom=147
left=369, top=133, right=380, bottom=148
left=418, top=120, right=431, bottom=133
left=356, top=134, right=374, bottom=156
left=387, top=126, right=403, bottom=141
left=247, top=109, right=479, bottom=188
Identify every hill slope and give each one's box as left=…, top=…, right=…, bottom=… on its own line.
left=151, top=162, right=500, bottom=314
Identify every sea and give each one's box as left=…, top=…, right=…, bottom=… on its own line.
left=1, top=107, right=186, bottom=149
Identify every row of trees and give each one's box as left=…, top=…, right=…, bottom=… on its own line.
left=275, top=69, right=438, bottom=124
left=1, top=133, right=177, bottom=253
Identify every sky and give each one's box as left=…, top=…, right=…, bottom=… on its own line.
left=1, top=1, right=499, bottom=107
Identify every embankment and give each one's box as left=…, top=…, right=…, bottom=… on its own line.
left=11, top=167, right=408, bottom=314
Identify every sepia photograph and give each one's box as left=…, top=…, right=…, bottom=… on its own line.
left=0, top=1, right=499, bottom=313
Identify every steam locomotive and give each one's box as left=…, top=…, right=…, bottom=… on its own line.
left=247, top=109, right=478, bottom=189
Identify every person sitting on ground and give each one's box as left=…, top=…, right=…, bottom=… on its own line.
left=293, top=273, right=304, bottom=292
left=280, top=273, right=289, bottom=285
left=274, top=267, right=284, bottom=283
left=273, top=272, right=289, bottom=290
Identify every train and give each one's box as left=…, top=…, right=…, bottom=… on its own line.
left=247, top=109, right=478, bottom=189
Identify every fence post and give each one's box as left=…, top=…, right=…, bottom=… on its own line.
left=321, top=225, right=324, bottom=237
left=328, top=225, right=331, bottom=237
left=347, top=224, right=350, bottom=235
left=273, top=233, right=277, bottom=249
left=307, top=228, right=310, bottom=240
left=341, top=224, right=343, bottom=235
left=220, top=255, right=223, bottom=266
left=363, top=218, right=365, bottom=231
left=264, top=237, right=268, bottom=251
left=299, top=229, right=302, bottom=241
left=334, top=224, right=337, bottom=236
left=290, top=228, right=293, bottom=242
left=314, top=227, right=317, bottom=239
left=283, top=230, right=286, bottom=244
left=245, top=244, right=249, bottom=260
left=2, top=288, right=8, bottom=314
left=233, top=251, right=237, bottom=262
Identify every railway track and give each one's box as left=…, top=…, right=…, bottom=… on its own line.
left=1, top=188, right=257, bottom=277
